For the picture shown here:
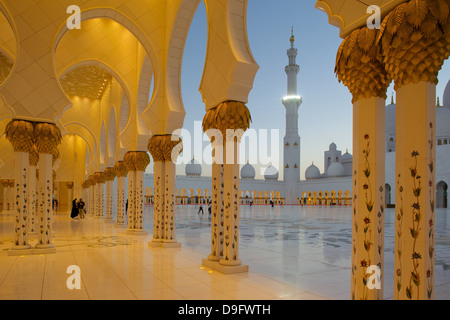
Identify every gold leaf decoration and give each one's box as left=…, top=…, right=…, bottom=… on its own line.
left=335, top=27, right=391, bottom=103
left=5, top=120, right=35, bottom=153
left=114, top=161, right=128, bottom=177
left=147, top=135, right=183, bottom=162
left=377, top=0, right=450, bottom=89
left=123, top=151, right=150, bottom=172
left=202, top=101, right=252, bottom=135
left=104, top=167, right=116, bottom=181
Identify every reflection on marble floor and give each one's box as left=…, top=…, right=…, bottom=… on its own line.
left=0, top=205, right=449, bottom=300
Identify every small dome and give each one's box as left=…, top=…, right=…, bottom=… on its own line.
left=185, top=158, right=202, bottom=176
left=329, top=142, right=337, bottom=151
left=327, top=162, right=345, bottom=177
left=241, top=162, right=255, bottom=179
left=264, top=165, right=279, bottom=180
left=341, top=150, right=353, bottom=162
left=305, top=163, right=321, bottom=180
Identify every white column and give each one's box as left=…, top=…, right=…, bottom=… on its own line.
left=35, top=153, right=55, bottom=253
left=115, top=176, right=127, bottom=227
left=162, top=160, right=179, bottom=247
left=28, top=165, right=37, bottom=235
left=126, top=170, right=135, bottom=232
left=208, top=138, right=224, bottom=261
left=351, top=96, right=385, bottom=300
left=9, top=152, right=31, bottom=255
left=219, top=131, right=242, bottom=267
left=394, top=82, right=436, bottom=300
left=150, top=161, right=165, bottom=246
left=105, top=179, right=114, bottom=223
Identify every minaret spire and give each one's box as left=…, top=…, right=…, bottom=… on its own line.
left=282, top=28, right=302, bottom=204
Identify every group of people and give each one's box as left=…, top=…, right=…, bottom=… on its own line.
left=198, top=203, right=212, bottom=215
left=71, top=198, right=86, bottom=219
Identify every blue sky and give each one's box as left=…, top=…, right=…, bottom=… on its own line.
left=178, top=0, right=450, bottom=180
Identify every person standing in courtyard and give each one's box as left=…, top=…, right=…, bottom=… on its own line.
left=71, top=198, right=78, bottom=219
left=78, top=198, right=86, bottom=219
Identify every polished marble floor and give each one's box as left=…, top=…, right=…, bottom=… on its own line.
left=0, top=205, right=449, bottom=300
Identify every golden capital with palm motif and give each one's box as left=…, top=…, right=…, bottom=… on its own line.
left=5, top=119, right=35, bottom=153
left=335, top=27, right=390, bottom=103
left=377, top=0, right=450, bottom=89
left=147, top=135, right=183, bottom=162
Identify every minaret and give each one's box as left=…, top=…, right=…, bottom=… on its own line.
left=282, top=28, right=302, bottom=205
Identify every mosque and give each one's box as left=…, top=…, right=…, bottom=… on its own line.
left=0, top=0, right=449, bottom=301
left=137, top=36, right=450, bottom=211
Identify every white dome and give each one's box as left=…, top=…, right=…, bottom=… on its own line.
left=443, top=79, right=450, bottom=108
left=185, top=158, right=202, bottom=176
left=341, top=151, right=353, bottom=162
left=327, top=162, right=345, bottom=177
left=264, top=165, right=279, bottom=180
left=241, top=162, right=255, bottom=179
left=305, top=163, right=321, bottom=180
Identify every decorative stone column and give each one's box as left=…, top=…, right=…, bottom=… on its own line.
left=94, top=172, right=105, bottom=219
left=88, top=175, right=94, bottom=215
left=148, top=135, right=182, bottom=247
left=205, top=130, right=224, bottom=261
left=201, top=101, right=251, bottom=273
left=34, top=122, right=62, bottom=253
left=66, top=181, right=74, bottom=213
left=28, top=147, right=38, bottom=235
left=377, top=0, right=450, bottom=300
left=1, top=180, right=9, bottom=212
left=335, top=27, right=390, bottom=300
left=104, top=167, right=116, bottom=223
left=114, top=161, right=128, bottom=228
left=123, top=151, right=150, bottom=235
left=5, top=120, right=34, bottom=255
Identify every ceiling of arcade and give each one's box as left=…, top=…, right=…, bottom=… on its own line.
left=315, top=0, right=408, bottom=38
left=0, top=0, right=260, bottom=180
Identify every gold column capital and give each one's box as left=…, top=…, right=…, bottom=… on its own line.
left=104, top=167, right=116, bottom=181
left=377, top=0, right=450, bottom=89
left=5, top=119, right=35, bottom=153
left=114, top=161, right=128, bottom=177
left=123, top=151, right=150, bottom=172
left=202, top=101, right=252, bottom=135
left=34, top=122, right=62, bottom=155
left=29, top=145, right=39, bottom=167
left=335, top=27, right=390, bottom=103
left=147, top=135, right=183, bottom=162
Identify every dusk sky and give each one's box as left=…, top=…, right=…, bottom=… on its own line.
left=175, top=0, right=450, bottom=180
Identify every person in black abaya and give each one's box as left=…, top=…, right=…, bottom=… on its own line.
left=71, top=198, right=79, bottom=219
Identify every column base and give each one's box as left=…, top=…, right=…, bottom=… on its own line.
left=207, top=254, right=221, bottom=262
left=161, top=241, right=181, bottom=248
left=114, top=223, right=128, bottom=229
left=8, top=244, right=32, bottom=256
left=33, top=244, right=56, bottom=255
left=148, top=239, right=163, bottom=247
left=125, top=229, right=148, bottom=236
left=104, top=219, right=115, bottom=224
left=202, top=259, right=248, bottom=274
